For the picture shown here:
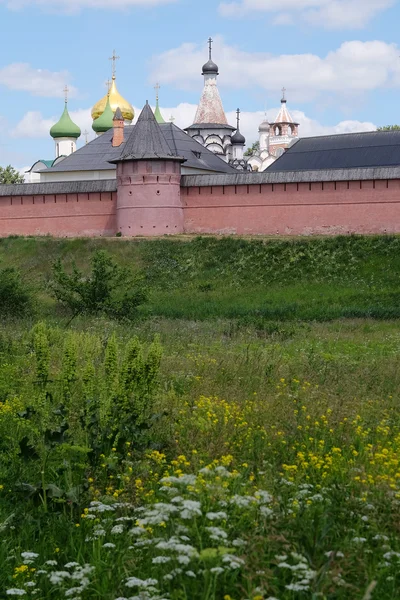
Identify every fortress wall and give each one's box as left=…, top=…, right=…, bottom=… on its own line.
left=181, top=179, right=400, bottom=236
left=0, top=191, right=117, bottom=237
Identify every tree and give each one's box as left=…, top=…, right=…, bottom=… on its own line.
left=49, top=250, right=148, bottom=321
left=244, top=141, right=260, bottom=157
left=0, top=165, right=24, bottom=184
left=377, top=125, right=400, bottom=132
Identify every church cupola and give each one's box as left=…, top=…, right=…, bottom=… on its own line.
left=50, top=86, right=81, bottom=158
left=92, top=94, right=114, bottom=135
left=184, top=37, right=235, bottom=162
left=269, top=88, right=299, bottom=157
left=92, top=50, right=134, bottom=125
left=154, top=83, right=166, bottom=124
left=231, top=109, right=246, bottom=160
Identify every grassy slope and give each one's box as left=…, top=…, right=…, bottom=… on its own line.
left=1, top=234, right=400, bottom=321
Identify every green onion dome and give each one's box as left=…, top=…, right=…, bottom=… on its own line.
left=50, top=103, right=81, bottom=139
left=92, top=95, right=114, bottom=134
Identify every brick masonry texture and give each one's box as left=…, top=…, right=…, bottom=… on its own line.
left=0, top=175, right=399, bottom=237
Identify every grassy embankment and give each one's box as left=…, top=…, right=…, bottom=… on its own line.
left=1, top=235, right=400, bottom=599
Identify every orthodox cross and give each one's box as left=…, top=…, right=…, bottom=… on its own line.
left=105, top=79, right=112, bottom=92
left=236, top=108, right=241, bottom=130
left=169, top=115, right=175, bottom=123
left=281, top=87, right=287, bottom=101
left=109, top=50, right=120, bottom=78
left=154, top=82, right=161, bottom=102
left=83, top=130, right=89, bottom=145
left=63, top=85, right=69, bottom=103
left=208, top=37, right=213, bottom=60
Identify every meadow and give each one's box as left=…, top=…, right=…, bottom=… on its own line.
left=1, top=235, right=400, bottom=600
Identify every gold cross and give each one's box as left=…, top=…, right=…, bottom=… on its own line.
left=154, top=82, right=160, bottom=101
left=208, top=37, right=213, bottom=60
left=105, top=79, right=112, bottom=92
left=169, top=114, right=175, bottom=123
left=282, top=87, right=286, bottom=100
left=109, top=50, right=120, bottom=78
left=63, top=85, right=69, bottom=103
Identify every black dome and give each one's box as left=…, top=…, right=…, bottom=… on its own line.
left=202, top=59, right=219, bottom=75
left=231, top=130, right=246, bottom=145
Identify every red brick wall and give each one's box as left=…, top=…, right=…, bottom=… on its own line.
left=0, top=191, right=117, bottom=237
left=182, top=179, right=400, bottom=235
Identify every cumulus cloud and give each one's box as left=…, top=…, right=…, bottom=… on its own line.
left=1, top=0, right=177, bottom=13
left=150, top=37, right=400, bottom=103
left=219, top=0, right=396, bottom=29
left=0, top=63, right=77, bottom=98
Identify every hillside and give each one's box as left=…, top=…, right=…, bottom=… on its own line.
left=1, top=235, right=400, bottom=599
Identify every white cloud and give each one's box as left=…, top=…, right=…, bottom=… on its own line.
left=219, top=0, right=396, bottom=29
left=150, top=37, right=400, bottom=103
left=1, top=0, right=177, bottom=13
left=12, top=108, right=93, bottom=139
left=0, top=63, right=77, bottom=98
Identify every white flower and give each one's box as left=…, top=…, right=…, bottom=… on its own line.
left=88, top=501, right=115, bottom=513
left=222, top=554, right=245, bottom=569
left=260, top=506, right=273, bottom=517
left=361, top=516, right=369, bottom=522
left=210, top=567, right=224, bottom=575
left=286, top=583, right=309, bottom=591
left=6, top=590, right=26, bottom=596
left=206, top=512, right=227, bottom=521
left=111, top=525, right=124, bottom=535
left=125, top=577, right=158, bottom=589
left=65, top=562, right=80, bottom=569
left=130, top=527, right=146, bottom=536
left=103, top=543, right=116, bottom=549
left=230, top=495, right=255, bottom=508
left=185, top=571, right=196, bottom=578
left=254, top=490, right=273, bottom=504
left=206, top=526, right=228, bottom=542
left=48, top=571, right=71, bottom=585
left=21, top=552, right=39, bottom=564
left=45, top=560, right=58, bottom=566
left=352, top=537, right=367, bottom=544
left=152, top=556, right=171, bottom=564
left=24, top=582, right=36, bottom=588
left=180, top=500, right=202, bottom=519
left=65, top=587, right=84, bottom=597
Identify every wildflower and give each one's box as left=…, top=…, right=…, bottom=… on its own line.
left=206, top=511, right=227, bottom=520
left=6, top=590, right=26, bottom=596
left=20, top=552, right=39, bottom=564
left=103, top=543, right=116, bottom=549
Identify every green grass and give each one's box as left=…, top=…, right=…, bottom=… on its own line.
left=1, top=235, right=400, bottom=599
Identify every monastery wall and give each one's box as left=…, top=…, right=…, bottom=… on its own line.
left=181, top=175, right=400, bottom=236
left=1, top=171, right=400, bottom=238
left=0, top=189, right=116, bottom=237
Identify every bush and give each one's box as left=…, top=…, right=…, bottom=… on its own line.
left=49, top=249, right=148, bottom=321
left=0, top=266, right=32, bottom=316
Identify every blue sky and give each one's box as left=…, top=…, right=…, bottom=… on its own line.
left=1, top=0, right=399, bottom=171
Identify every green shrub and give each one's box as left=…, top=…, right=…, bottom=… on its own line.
left=49, top=249, right=148, bottom=321
left=0, top=266, right=32, bottom=316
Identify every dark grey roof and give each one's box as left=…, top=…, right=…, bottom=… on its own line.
left=181, top=165, right=400, bottom=187
left=0, top=179, right=116, bottom=197
left=112, top=102, right=184, bottom=163
left=268, top=130, right=400, bottom=172
left=231, top=130, right=246, bottom=145
left=184, top=123, right=236, bottom=132
left=202, top=59, right=219, bottom=75
left=113, top=107, right=123, bottom=121
left=42, top=122, right=237, bottom=175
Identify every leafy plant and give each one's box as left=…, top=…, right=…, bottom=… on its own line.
left=0, top=266, right=33, bottom=316
left=49, top=249, right=148, bottom=321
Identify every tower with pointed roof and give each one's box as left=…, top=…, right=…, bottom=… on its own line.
left=269, top=89, right=299, bottom=157
left=111, top=102, right=186, bottom=237
left=184, top=38, right=235, bottom=162
left=50, top=86, right=81, bottom=158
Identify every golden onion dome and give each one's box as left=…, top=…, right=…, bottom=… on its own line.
left=91, top=76, right=134, bottom=123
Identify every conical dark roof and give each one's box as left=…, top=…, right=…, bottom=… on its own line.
left=113, top=102, right=184, bottom=162
left=113, top=107, right=123, bottom=121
